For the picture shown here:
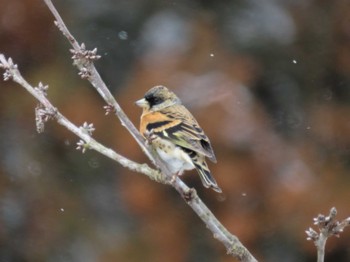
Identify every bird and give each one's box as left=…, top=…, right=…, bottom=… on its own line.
left=135, top=85, right=222, bottom=193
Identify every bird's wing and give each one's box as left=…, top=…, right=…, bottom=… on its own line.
left=143, top=105, right=216, bottom=162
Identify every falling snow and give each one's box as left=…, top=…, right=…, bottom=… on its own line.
left=118, top=31, right=128, bottom=40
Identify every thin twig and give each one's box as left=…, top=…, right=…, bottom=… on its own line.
left=306, top=207, right=350, bottom=262
left=1, top=53, right=257, bottom=262
left=1, top=1, right=259, bottom=260
left=43, top=0, right=156, bottom=164
left=0, top=54, right=161, bottom=182
left=43, top=1, right=258, bottom=260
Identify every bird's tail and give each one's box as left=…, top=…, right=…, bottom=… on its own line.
left=193, top=158, right=222, bottom=193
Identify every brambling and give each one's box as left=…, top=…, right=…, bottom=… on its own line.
left=135, top=85, right=222, bottom=193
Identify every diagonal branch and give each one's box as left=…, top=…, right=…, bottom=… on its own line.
left=0, top=54, right=160, bottom=182
left=2, top=1, right=259, bottom=260
left=1, top=53, right=257, bottom=262
left=43, top=0, right=156, bottom=165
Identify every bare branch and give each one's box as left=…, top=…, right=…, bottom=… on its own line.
left=306, top=207, right=350, bottom=262
left=44, top=0, right=155, bottom=164
left=2, top=0, right=260, bottom=260
left=0, top=54, right=161, bottom=183
left=1, top=51, right=257, bottom=261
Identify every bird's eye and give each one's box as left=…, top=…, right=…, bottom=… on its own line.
left=145, top=95, right=162, bottom=107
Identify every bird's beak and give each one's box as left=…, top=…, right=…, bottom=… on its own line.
left=135, top=98, right=148, bottom=108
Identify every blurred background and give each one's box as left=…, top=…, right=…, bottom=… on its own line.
left=1, top=0, right=350, bottom=261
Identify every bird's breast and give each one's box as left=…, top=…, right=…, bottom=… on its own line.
left=153, top=138, right=195, bottom=174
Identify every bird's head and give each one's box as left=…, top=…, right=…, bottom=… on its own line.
left=135, top=85, right=181, bottom=112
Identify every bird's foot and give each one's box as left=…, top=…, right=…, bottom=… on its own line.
left=144, top=130, right=157, bottom=144
left=183, top=188, right=196, bottom=202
